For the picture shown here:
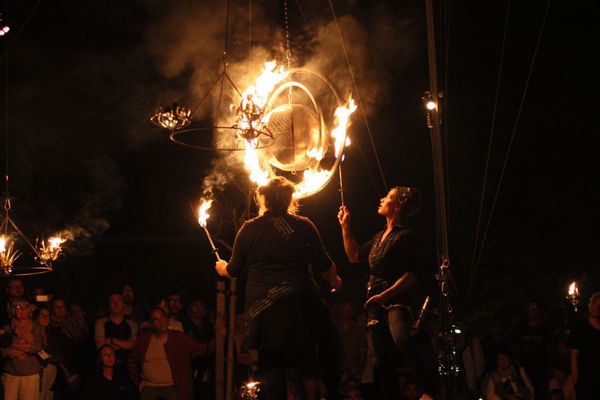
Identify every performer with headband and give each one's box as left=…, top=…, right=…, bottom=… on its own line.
left=215, top=177, right=342, bottom=400
left=338, top=186, right=422, bottom=399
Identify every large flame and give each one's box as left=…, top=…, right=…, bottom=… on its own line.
left=0, top=236, right=6, bottom=253
left=293, top=169, right=333, bottom=198
left=332, top=96, right=357, bottom=157
left=244, top=140, right=269, bottom=186
left=197, top=199, right=214, bottom=228
left=243, top=61, right=288, bottom=109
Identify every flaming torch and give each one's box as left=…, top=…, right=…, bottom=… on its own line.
left=198, top=199, right=221, bottom=261
left=37, top=235, right=66, bottom=264
left=567, top=281, right=580, bottom=312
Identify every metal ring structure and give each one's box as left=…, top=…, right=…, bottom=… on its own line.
left=263, top=69, right=347, bottom=199
left=169, top=126, right=276, bottom=152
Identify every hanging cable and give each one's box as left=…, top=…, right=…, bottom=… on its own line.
left=442, top=0, right=452, bottom=230
left=469, top=0, right=552, bottom=295
left=327, top=0, right=387, bottom=196
left=466, top=0, right=512, bottom=301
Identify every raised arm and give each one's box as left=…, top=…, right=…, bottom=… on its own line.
left=337, top=206, right=361, bottom=263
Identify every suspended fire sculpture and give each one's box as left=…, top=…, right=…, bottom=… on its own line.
left=1, top=196, right=67, bottom=276
left=157, top=61, right=356, bottom=200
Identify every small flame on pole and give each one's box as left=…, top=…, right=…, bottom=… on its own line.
left=197, top=200, right=221, bottom=261
left=567, top=281, right=580, bottom=312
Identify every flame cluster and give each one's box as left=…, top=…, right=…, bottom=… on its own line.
left=237, top=62, right=356, bottom=198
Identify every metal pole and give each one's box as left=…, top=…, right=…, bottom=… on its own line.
left=215, top=281, right=227, bottom=400
left=225, top=278, right=237, bottom=400
left=424, top=0, right=457, bottom=398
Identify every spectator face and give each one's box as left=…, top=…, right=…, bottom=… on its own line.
left=100, top=346, right=116, bottom=368
left=589, top=297, right=600, bottom=318
left=121, top=284, right=135, bottom=304
left=167, top=294, right=183, bottom=315
left=150, top=309, right=168, bottom=333
left=6, top=279, right=24, bottom=299
left=52, top=299, right=68, bottom=318
left=526, top=302, right=542, bottom=320
left=401, top=383, right=419, bottom=400
left=14, top=301, right=31, bottom=320
left=109, top=294, right=124, bottom=316
left=497, top=353, right=512, bottom=369
left=339, top=302, right=354, bottom=321
left=70, top=303, right=86, bottom=320
left=36, top=308, right=51, bottom=327
left=188, top=300, right=207, bottom=319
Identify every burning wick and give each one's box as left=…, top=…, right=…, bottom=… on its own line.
left=567, top=281, right=580, bottom=312
left=197, top=200, right=221, bottom=261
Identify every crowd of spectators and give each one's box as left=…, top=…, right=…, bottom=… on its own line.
left=0, top=276, right=597, bottom=400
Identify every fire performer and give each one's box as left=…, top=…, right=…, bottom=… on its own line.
left=337, top=186, right=421, bottom=399
left=214, top=177, right=342, bottom=400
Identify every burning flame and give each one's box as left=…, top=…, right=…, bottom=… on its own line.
left=197, top=199, right=214, bottom=228
left=332, top=96, right=357, bottom=157
left=0, top=236, right=6, bottom=253
left=568, top=281, right=578, bottom=297
left=48, top=236, right=65, bottom=251
left=244, top=61, right=288, bottom=107
left=293, top=169, right=333, bottom=198
left=244, top=141, right=269, bottom=186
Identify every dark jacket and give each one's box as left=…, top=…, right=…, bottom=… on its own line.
left=127, top=330, right=207, bottom=400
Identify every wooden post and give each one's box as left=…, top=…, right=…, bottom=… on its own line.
left=215, top=280, right=227, bottom=400
left=225, top=278, right=237, bottom=400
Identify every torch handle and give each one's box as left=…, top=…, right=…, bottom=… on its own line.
left=338, top=164, right=345, bottom=206
left=203, top=226, right=222, bottom=261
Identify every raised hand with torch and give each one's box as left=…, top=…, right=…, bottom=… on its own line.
left=337, top=186, right=422, bottom=399
left=198, top=199, right=221, bottom=261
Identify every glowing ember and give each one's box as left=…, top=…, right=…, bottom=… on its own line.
left=197, top=199, right=214, bottom=228
left=331, top=96, right=357, bottom=157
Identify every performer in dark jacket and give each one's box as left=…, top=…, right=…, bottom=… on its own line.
left=338, top=186, right=421, bottom=399
left=215, top=177, right=341, bottom=400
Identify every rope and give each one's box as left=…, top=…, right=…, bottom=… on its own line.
left=283, top=0, right=292, bottom=70
left=467, top=0, right=511, bottom=300
left=327, top=0, right=386, bottom=196
left=469, top=0, right=552, bottom=296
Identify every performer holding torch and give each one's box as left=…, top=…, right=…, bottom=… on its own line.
left=214, top=177, right=341, bottom=400
left=337, top=186, right=422, bottom=400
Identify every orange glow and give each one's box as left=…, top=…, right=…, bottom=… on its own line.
left=568, top=281, right=578, bottom=296
left=244, top=140, right=269, bottom=186
left=332, top=96, right=357, bottom=157
left=197, top=199, right=214, bottom=228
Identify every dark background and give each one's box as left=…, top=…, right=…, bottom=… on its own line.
left=0, top=0, right=597, bottom=319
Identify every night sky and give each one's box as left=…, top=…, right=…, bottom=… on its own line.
left=0, top=0, right=597, bottom=318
